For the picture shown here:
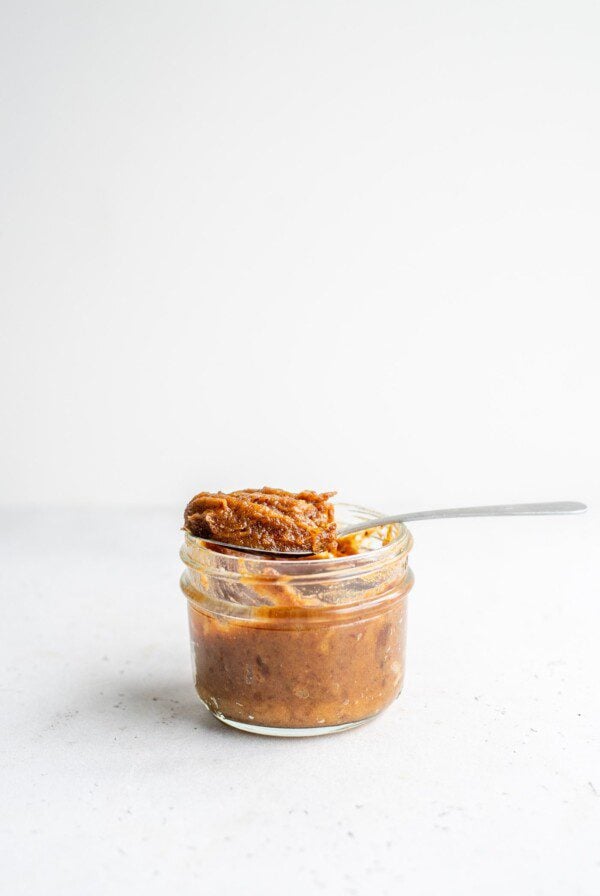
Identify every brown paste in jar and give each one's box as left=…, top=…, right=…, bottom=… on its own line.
left=188, top=598, right=408, bottom=729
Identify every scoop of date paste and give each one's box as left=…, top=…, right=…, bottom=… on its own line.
left=184, top=487, right=338, bottom=553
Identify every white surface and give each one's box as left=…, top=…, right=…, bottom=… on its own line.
left=1, top=506, right=598, bottom=895
left=1, top=0, right=599, bottom=507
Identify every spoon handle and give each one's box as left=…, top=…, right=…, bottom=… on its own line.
left=338, top=501, right=588, bottom=538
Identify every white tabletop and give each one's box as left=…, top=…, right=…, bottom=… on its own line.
left=1, top=506, right=598, bottom=895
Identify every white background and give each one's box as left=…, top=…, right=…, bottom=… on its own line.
left=1, top=0, right=598, bottom=510
left=1, top=2, right=599, bottom=895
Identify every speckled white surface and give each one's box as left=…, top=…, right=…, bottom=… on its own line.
left=1, top=507, right=598, bottom=895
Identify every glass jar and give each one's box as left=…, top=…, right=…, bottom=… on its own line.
left=179, top=504, right=414, bottom=736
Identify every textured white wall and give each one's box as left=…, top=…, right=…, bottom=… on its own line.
left=1, top=1, right=598, bottom=508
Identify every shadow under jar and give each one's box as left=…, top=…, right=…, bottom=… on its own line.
left=180, top=504, right=414, bottom=736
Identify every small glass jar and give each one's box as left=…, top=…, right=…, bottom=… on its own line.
left=179, top=504, right=414, bottom=736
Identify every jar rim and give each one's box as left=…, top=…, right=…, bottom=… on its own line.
left=180, top=502, right=413, bottom=581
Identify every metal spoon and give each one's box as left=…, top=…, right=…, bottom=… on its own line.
left=192, top=500, right=587, bottom=557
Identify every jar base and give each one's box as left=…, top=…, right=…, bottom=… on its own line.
left=211, top=712, right=373, bottom=737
